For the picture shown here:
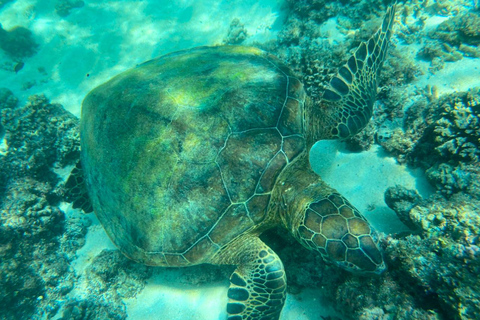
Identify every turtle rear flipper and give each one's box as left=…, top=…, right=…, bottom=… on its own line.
left=64, top=160, right=93, bottom=213
left=308, top=4, right=396, bottom=143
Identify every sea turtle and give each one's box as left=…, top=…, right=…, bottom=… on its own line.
left=66, top=5, right=395, bottom=320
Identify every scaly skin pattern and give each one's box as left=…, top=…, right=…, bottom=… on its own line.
left=271, top=152, right=386, bottom=274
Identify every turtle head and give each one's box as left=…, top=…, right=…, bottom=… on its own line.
left=274, top=155, right=385, bottom=274
left=293, top=192, right=386, bottom=274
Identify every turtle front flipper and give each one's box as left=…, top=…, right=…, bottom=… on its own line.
left=307, top=4, right=396, bottom=143
left=213, top=235, right=287, bottom=320
left=64, top=160, right=93, bottom=213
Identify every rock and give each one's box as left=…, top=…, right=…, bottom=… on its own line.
left=55, top=0, right=85, bottom=18
left=0, top=87, right=18, bottom=110
left=385, top=185, right=422, bottom=230
left=223, top=18, right=248, bottom=45
left=0, top=23, right=38, bottom=59
left=0, top=95, right=86, bottom=320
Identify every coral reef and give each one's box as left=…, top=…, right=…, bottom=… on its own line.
left=429, top=92, right=479, bottom=164
left=58, top=249, right=153, bottom=320
left=378, top=86, right=480, bottom=319
left=223, top=18, right=248, bottom=45
left=407, top=89, right=480, bottom=196
left=385, top=185, right=423, bottom=229
left=55, top=0, right=85, bottom=18
left=0, top=94, right=152, bottom=319
left=0, top=94, right=85, bottom=319
left=377, top=88, right=480, bottom=197
left=0, top=87, right=18, bottom=110
left=385, top=193, right=480, bottom=320
left=431, top=11, right=480, bottom=46
left=394, top=1, right=478, bottom=71
left=0, top=23, right=38, bottom=59
left=1, top=94, right=80, bottom=178
left=419, top=11, right=480, bottom=63
left=58, top=299, right=126, bottom=320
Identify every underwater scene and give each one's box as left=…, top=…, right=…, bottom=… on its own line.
left=0, top=0, right=479, bottom=319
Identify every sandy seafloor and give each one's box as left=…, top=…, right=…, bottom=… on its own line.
left=1, top=0, right=479, bottom=319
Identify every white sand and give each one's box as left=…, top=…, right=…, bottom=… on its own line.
left=415, top=57, right=480, bottom=95
left=310, top=141, right=434, bottom=234
left=126, top=281, right=338, bottom=320
left=58, top=208, right=339, bottom=320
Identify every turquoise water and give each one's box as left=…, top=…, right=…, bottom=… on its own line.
left=0, top=1, right=479, bottom=320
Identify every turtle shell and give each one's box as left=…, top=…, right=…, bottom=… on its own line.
left=81, top=46, right=306, bottom=266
